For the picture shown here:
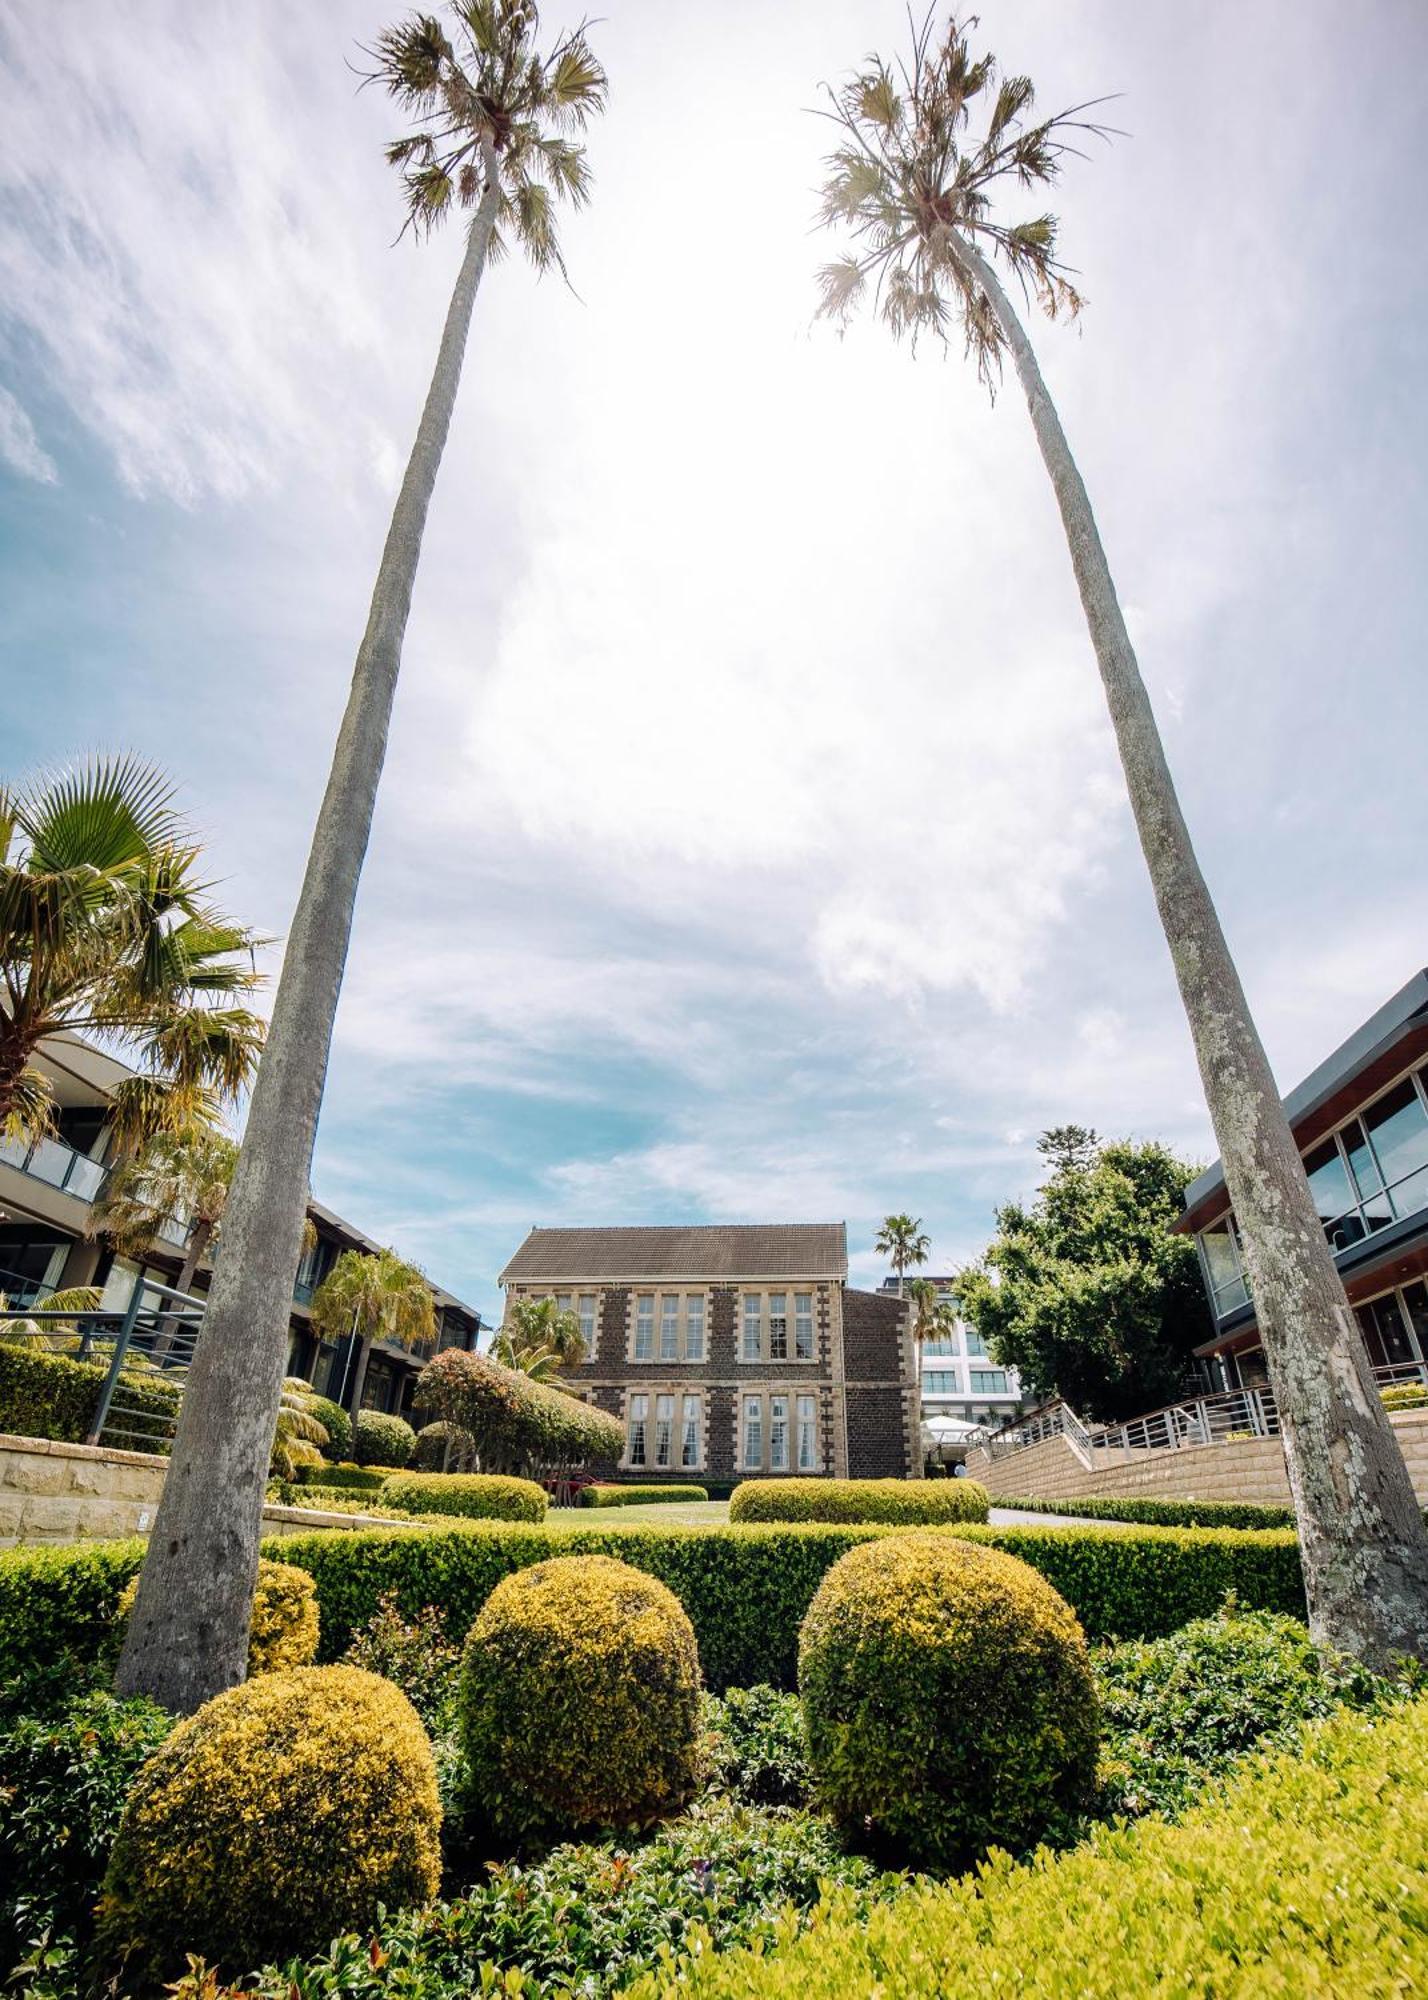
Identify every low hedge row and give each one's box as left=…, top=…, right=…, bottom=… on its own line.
left=993, top=1492, right=1296, bottom=1531
left=626, top=1695, right=1428, bottom=1997
left=293, top=1464, right=388, bottom=1493
left=379, top=1473, right=547, bottom=1522
left=581, top=1484, right=710, bottom=1508
left=0, top=1345, right=180, bottom=1453
left=0, top=1521, right=1305, bottom=1695
left=730, top=1478, right=989, bottom=1526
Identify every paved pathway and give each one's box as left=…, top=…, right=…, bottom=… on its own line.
left=988, top=1506, right=1117, bottom=1528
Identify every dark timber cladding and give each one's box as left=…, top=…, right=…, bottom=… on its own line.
left=499, top=1222, right=918, bottom=1482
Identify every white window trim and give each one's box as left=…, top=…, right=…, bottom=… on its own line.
left=628, top=1289, right=709, bottom=1365
left=624, top=1386, right=704, bottom=1471
left=739, top=1387, right=821, bottom=1472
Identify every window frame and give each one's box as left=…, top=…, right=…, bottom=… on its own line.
left=625, top=1386, right=704, bottom=1470
left=629, top=1289, right=709, bottom=1365
left=738, top=1288, right=819, bottom=1364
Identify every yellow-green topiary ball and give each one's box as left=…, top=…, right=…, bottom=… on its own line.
left=112, top=1558, right=319, bottom=1679
left=460, top=1553, right=704, bottom=1839
left=97, top=1665, right=441, bottom=1982
left=799, top=1531, right=1098, bottom=1869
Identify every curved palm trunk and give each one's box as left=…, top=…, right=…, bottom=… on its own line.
left=152, top=1217, right=213, bottom=1360
left=949, top=229, right=1428, bottom=1667
left=117, top=157, right=504, bottom=1713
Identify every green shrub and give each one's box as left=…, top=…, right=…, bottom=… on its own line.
left=730, top=1477, right=988, bottom=1525
left=460, top=1554, right=704, bottom=1839
left=624, top=1696, right=1428, bottom=1999
left=0, top=1344, right=181, bottom=1452
left=340, top=1592, right=462, bottom=1734
left=1382, top=1381, right=1428, bottom=1411
left=800, top=1531, right=1098, bottom=1868
left=0, top=1689, right=174, bottom=1970
left=415, top=1346, right=624, bottom=1478
left=412, top=1420, right=472, bottom=1471
left=295, top=1462, right=387, bottom=1491
left=303, top=1395, right=352, bottom=1459
left=703, top=1685, right=810, bottom=1808
left=352, top=1410, right=416, bottom=1467
left=1093, top=1600, right=1409, bottom=1821
left=97, top=1665, right=441, bottom=1982
left=174, top=1799, right=890, bottom=2000
left=109, top=1558, right=319, bottom=1680
left=993, top=1491, right=1295, bottom=1530
left=2, top=1520, right=1306, bottom=1699
left=583, top=1483, right=710, bottom=1507
left=381, top=1471, right=548, bottom=1522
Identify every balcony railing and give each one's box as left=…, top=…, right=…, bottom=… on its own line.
left=983, top=1361, right=1428, bottom=1464
left=0, top=1132, right=106, bottom=1202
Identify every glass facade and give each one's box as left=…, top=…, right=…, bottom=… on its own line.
left=1198, top=1059, right=1428, bottom=1323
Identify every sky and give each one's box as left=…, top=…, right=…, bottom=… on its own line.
left=2, top=0, right=1425, bottom=1323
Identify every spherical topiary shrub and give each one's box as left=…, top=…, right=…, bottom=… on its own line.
left=799, top=1531, right=1098, bottom=1869
left=352, top=1409, right=416, bottom=1467
left=110, top=1559, right=319, bottom=1678
left=305, top=1393, right=353, bottom=1460
left=460, top=1554, right=703, bottom=1839
left=97, top=1666, right=440, bottom=1983
left=381, top=1471, right=548, bottom=1521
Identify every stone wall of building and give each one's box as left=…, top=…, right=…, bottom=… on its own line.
left=965, top=1410, right=1428, bottom=1509
left=0, top=1433, right=422, bottom=1548
left=840, top=1289, right=918, bottom=1479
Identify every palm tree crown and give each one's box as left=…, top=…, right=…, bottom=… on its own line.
left=814, top=9, right=1110, bottom=385
left=311, top=1247, right=435, bottom=1354
left=907, top=1274, right=957, bottom=1345
left=371, top=0, right=605, bottom=272
left=0, top=757, right=266, bottom=1147
left=90, top=1126, right=241, bottom=1265
left=876, top=1213, right=932, bottom=1295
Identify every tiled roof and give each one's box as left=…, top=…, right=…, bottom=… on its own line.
left=500, top=1223, right=848, bottom=1284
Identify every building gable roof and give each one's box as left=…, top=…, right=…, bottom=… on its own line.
left=500, top=1223, right=848, bottom=1284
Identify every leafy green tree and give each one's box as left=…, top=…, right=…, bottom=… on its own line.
left=814, top=9, right=1428, bottom=1666
left=0, top=757, right=264, bottom=1147
left=119, top=2, right=607, bottom=1712
left=957, top=1136, right=1214, bottom=1424
left=875, top=1214, right=930, bottom=1297
left=309, top=1247, right=436, bottom=1420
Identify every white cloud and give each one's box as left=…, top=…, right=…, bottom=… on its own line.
left=0, top=386, right=57, bottom=483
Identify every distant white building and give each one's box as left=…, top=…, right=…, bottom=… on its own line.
left=880, top=1275, right=1025, bottom=1431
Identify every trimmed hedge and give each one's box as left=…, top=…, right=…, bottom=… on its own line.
left=352, top=1411, right=416, bottom=1468
left=0, top=1344, right=181, bottom=1453
left=111, top=1559, right=319, bottom=1678
left=1382, top=1382, right=1428, bottom=1411
left=414, top=1347, right=624, bottom=1476
left=380, top=1472, right=548, bottom=1522
left=730, top=1477, right=988, bottom=1526
left=993, top=1492, right=1296, bottom=1531
left=294, top=1463, right=387, bottom=1492
left=625, top=1695, right=1428, bottom=1998
left=303, top=1396, right=353, bottom=1460
left=0, top=1522, right=1306, bottom=1697
left=582, top=1484, right=710, bottom=1508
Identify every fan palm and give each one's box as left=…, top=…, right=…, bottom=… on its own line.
left=89, top=1125, right=241, bottom=1305
left=0, top=757, right=265, bottom=1146
left=876, top=1213, right=931, bottom=1297
left=309, top=1247, right=437, bottom=1420
left=816, top=9, right=1428, bottom=1665
left=499, top=1293, right=585, bottom=1369
left=118, top=1, right=605, bottom=1713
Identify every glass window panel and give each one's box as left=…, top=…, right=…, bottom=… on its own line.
left=660, top=1294, right=679, bottom=1360
left=1303, top=1140, right=1363, bottom=1249
left=742, top=1296, right=762, bottom=1360
left=794, top=1294, right=814, bottom=1360
left=578, top=1295, right=597, bottom=1344
left=925, top=1371, right=956, bottom=1394
left=1357, top=1295, right=1415, bottom=1368
left=555, top=1293, right=572, bottom=1314
left=971, top=1369, right=1009, bottom=1394
left=634, top=1295, right=655, bottom=1360
left=685, top=1294, right=705, bottom=1362
left=627, top=1393, right=648, bottom=1466
left=768, top=1293, right=788, bottom=1360
left=654, top=1394, right=674, bottom=1467
left=1399, top=1280, right=1428, bottom=1366
left=1343, top=1118, right=1393, bottom=1231
left=769, top=1395, right=789, bottom=1470
left=1362, top=1079, right=1428, bottom=1221
left=963, top=1329, right=987, bottom=1358
left=681, top=1395, right=701, bottom=1467
left=742, top=1395, right=763, bottom=1467
left=923, top=1336, right=956, bottom=1356
left=1199, top=1223, right=1250, bottom=1313
left=796, top=1395, right=816, bottom=1470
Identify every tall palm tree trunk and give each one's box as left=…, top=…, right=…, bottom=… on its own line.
left=949, top=228, right=1428, bottom=1667
left=345, top=1332, right=375, bottom=1422
left=117, top=158, right=504, bottom=1713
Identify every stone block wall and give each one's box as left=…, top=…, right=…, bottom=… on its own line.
left=965, top=1410, right=1428, bottom=1509
left=0, top=1433, right=421, bottom=1547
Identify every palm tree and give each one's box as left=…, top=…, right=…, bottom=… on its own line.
left=116, top=2, right=605, bottom=1713
left=876, top=1213, right=931, bottom=1297
left=309, top=1247, right=436, bottom=1421
left=269, top=1378, right=332, bottom=1482
left=497, top=1294, right=585, bottom=1370
left=815, top=11, right=1428, bottom=1666
left=89, top=1126, right=241, bottom=1306
left=0, top=757, right=265, bottom=1146
left=907, top=1275, right=957, bottom=1347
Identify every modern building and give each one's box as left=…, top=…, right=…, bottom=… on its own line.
left=880, top=1274, right=1026, bottom=1431
left=1176, top=969, right=1428, bottom=1391
left=499, top=1223, right=919, bottom=1481
left=0, top=1032, right=481, bottom=1416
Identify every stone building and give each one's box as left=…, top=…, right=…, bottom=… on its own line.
left=498, top=1222, right=918, bottom=1482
